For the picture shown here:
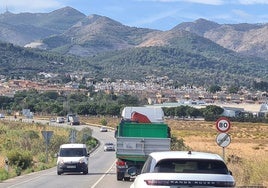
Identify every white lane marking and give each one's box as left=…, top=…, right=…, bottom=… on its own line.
left=90, top=160, right=116, bottom=188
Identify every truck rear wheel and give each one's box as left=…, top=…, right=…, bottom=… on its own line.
left=117, top=172, right=124, bottom=181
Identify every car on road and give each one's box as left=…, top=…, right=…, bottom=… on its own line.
left=130, top=151, right=235, bottom=188
left=56, top=143, right=89, bottom=175
left=104, top=142, right=115, bottom=151
left=56, top=117, right=65, bottom=123
left=100, top=126, right=108, bottom=132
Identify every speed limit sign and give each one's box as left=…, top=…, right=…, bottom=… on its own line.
left=216, top=117, right=231, bottom=133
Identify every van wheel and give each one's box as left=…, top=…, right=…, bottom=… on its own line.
left=57, top=171, right=62, bottom=175
left=83, top=169, right=88, bottom=175
left=117, top=172, right=124, bottom=181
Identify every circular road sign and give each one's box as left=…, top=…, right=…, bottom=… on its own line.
left=216, top=117, right=231, bottom=133
left=216, top=133, right=231, bottom=147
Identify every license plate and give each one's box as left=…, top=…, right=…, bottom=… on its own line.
left=67, top=165, right=76, bottom=168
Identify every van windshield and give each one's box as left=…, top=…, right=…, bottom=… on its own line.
left=59, top=148, right=87, bottom=157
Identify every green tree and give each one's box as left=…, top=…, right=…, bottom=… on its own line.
left=106, top=104, right=121, bottom=116
left=228, top=85, right=239, bottom=94
left=162, top=107, right=175, bottom=117
left=202, top=105, right=224, bottom=121
left=185, top=106, right=202, bottom=118
left=175, top=106, right=187, bottom=119
left=208, top=85, right=221, bottom=93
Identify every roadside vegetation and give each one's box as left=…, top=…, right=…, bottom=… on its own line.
left=0, top=120, right=97, bottom=181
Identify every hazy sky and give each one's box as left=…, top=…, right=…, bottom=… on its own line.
left=2, top=0, right=268, bottom=30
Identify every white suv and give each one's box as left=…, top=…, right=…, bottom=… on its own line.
left=130, top=151, right=235, bottom=188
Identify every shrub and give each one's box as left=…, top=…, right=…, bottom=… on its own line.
left=100, top=118, right=107, bottom=126
left=37, top=153, right=47, bottom=163
left=77, top=127, right=93, bottom=143
left=170, top=136, right=189, bottom=151
left=7, top=150, right=33, bottom=170
left=86, top=138, right=98, bottom=150
left=25, top=130, right=39, bottom=139
left=0, top=168, right=9, bottom=181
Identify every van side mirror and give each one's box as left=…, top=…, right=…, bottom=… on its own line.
left=54, top=153, right=59, bottom=158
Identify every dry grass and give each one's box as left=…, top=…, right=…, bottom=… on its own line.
left=167, top=119, right=268, bottom=187
left=81, top=116, right=268, bottom=186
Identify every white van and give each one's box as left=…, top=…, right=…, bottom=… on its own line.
left=56, top=143, right=89, bottom=175
left=56, top=117, right=64, bottom=123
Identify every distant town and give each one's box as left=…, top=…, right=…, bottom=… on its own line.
left=0, top=74, right=267, bottom=116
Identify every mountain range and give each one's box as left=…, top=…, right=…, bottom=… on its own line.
left=0, top=7, right=267, bottom=88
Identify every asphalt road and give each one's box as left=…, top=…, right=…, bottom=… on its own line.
left=0, top=121, right=133, bottom=188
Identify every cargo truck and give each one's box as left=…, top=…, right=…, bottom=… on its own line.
left=66, top=114, right=80, bottom=125
left=115, top=107, right=171, bottom=181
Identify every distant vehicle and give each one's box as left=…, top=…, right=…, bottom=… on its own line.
left=66, top=114, right=76, bottom=122
left=67, top=114, right=80, bottom=125
left=50, top=118, right=56, bottom=122
left=56, top=117, right=64, bottom=123
left=104, top=142, right=115, bottom=151
left=56, top=143, right=89, bottom=175
left=0, top=114, right=5, bottom=118
left=130, top=151, right=236, bottom=188
left=100, top=126, right=108, bottom=132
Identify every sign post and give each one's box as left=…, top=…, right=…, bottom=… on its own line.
left=216, top=133, right=231, bottom=161
left=215, top=117, right=231, bottom=161
left=42, top=131, right=53, bottom=163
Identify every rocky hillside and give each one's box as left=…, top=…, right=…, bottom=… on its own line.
left=0, top=7, right=267, bottom=87
left=1, top=7, right=268, bottom=60
left=0, top=7, right=86, bottom=46
left=173, top=18, right=268, bottom=60
left=41, top=14, right=157, bottom=56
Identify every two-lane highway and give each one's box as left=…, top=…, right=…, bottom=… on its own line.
left=0, top=124, right=133, bottom=188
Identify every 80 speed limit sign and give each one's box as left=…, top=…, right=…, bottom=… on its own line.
left=216, top=117, right=231, bottom=133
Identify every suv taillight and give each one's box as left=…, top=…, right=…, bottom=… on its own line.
left=116, top=160, right=126, bottom=166
left=144, top=180, right=169, bottom=186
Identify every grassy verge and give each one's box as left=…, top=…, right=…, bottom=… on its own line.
left=168, top=119, right=268, bottom=186
left=0, top=118, right=97, bottom=181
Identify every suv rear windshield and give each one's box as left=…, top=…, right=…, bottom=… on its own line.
left=59, top=148, right=87, bottom=157
left=154, top=159, right=229, bottom=174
